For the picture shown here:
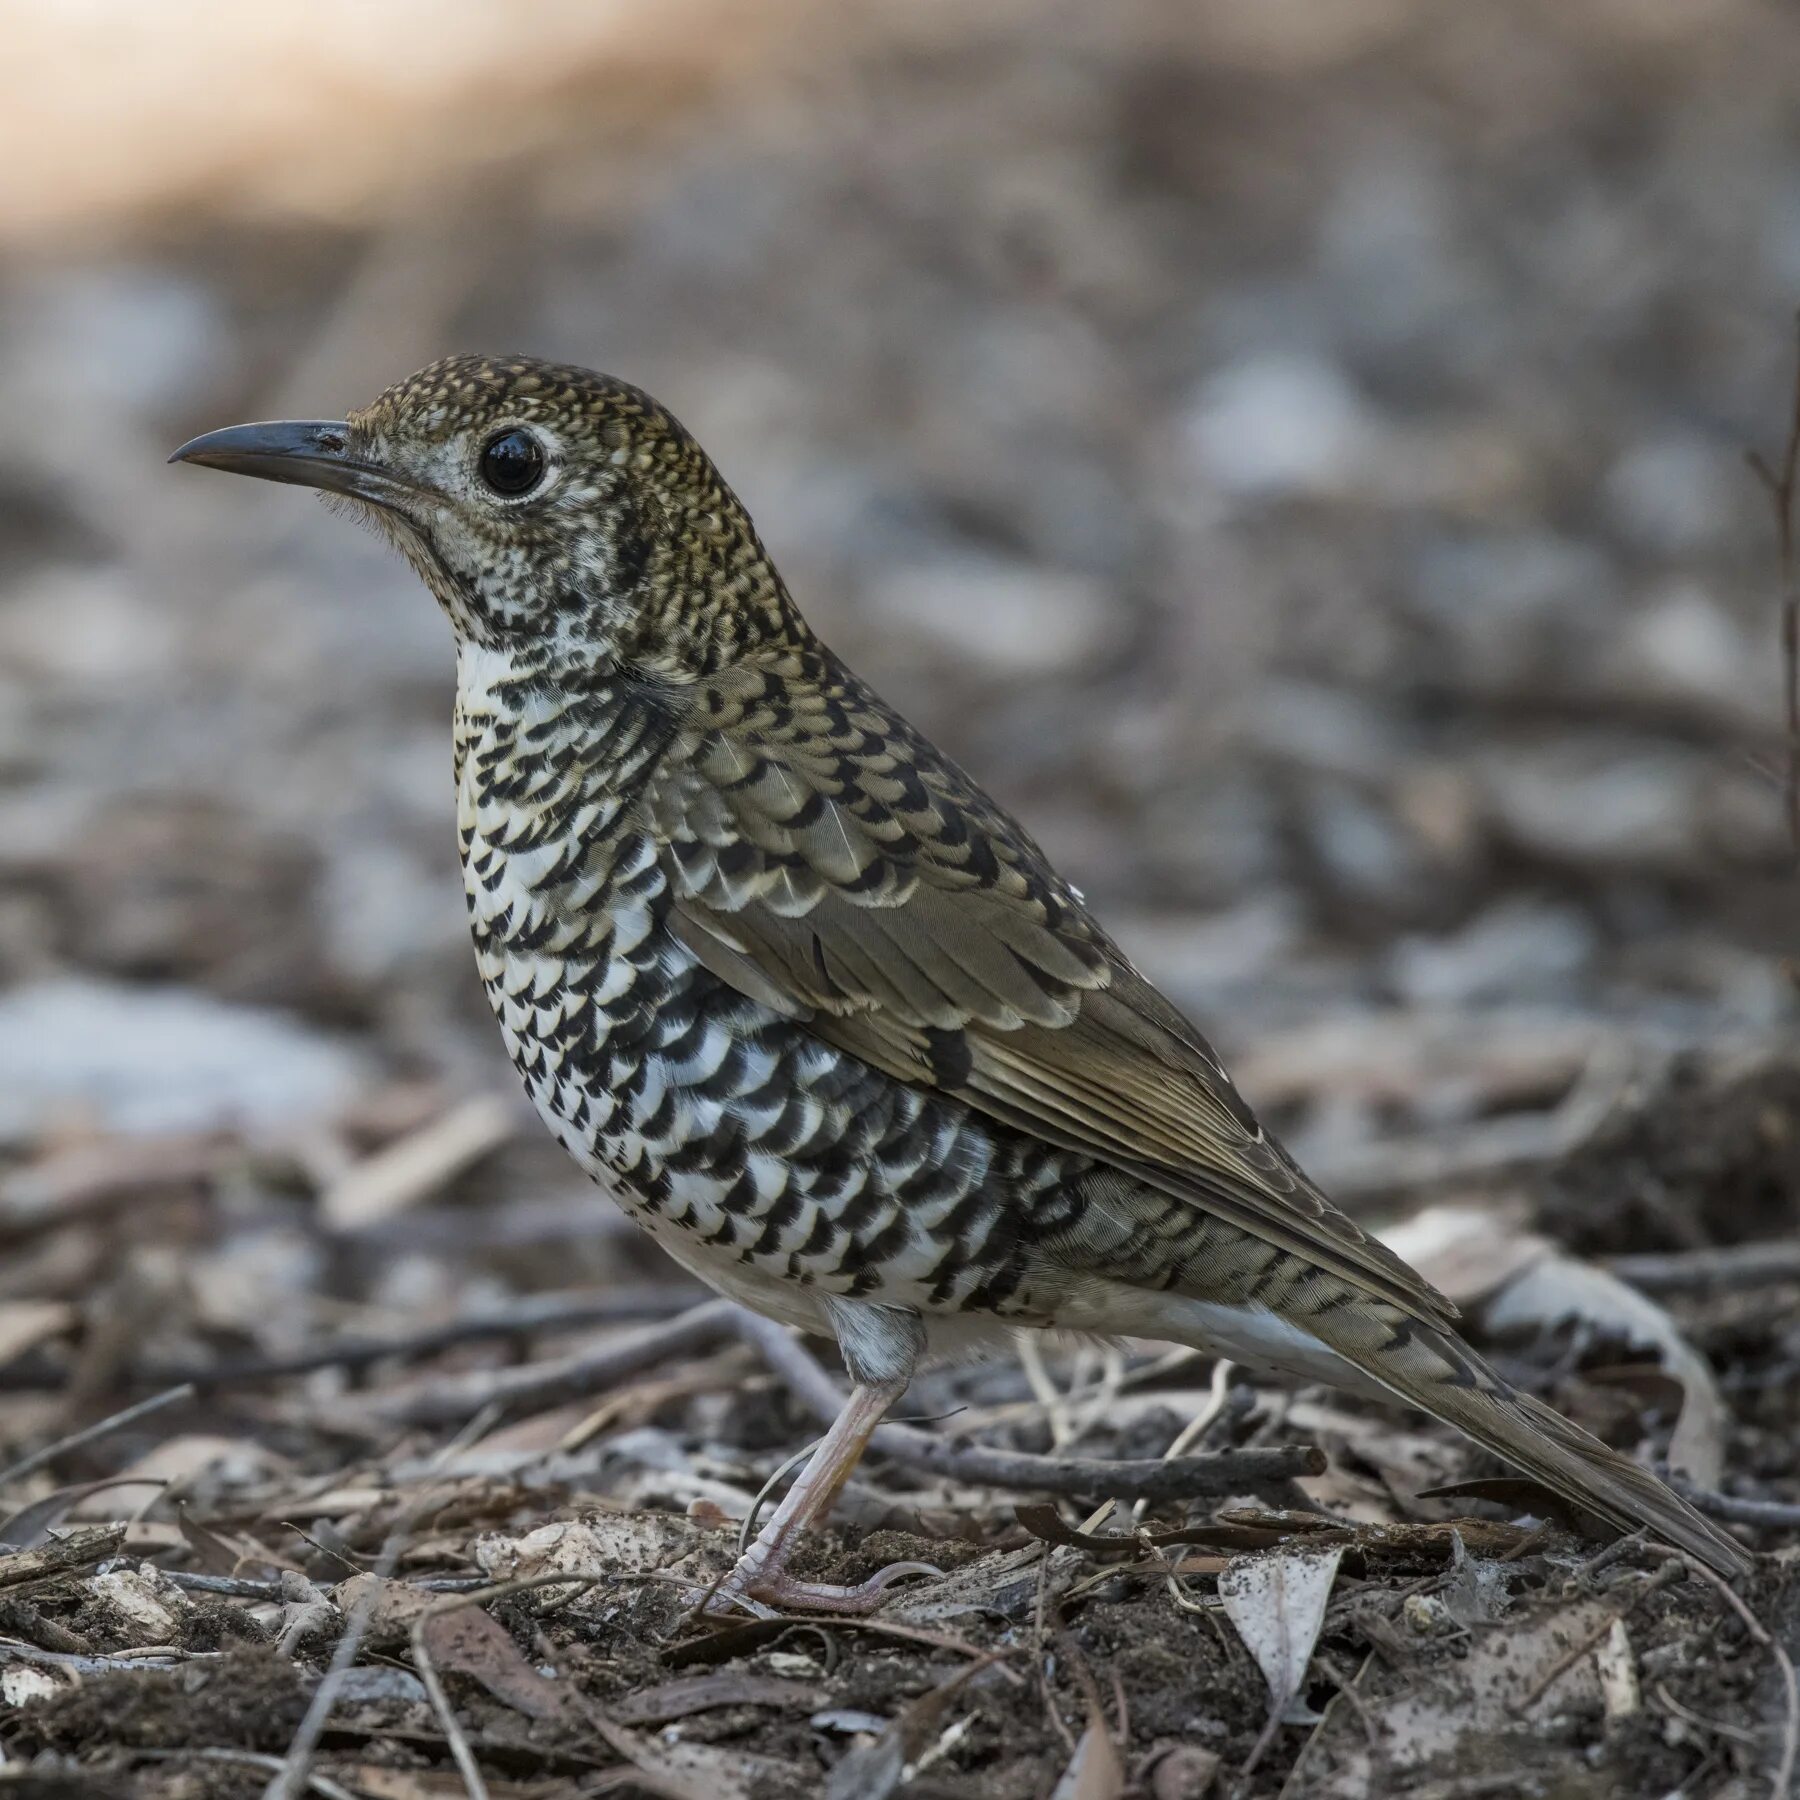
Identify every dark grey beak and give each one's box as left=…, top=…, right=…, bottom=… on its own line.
left=168, top=420, right=407, bottom=503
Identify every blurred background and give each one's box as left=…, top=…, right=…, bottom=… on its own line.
left=2, top=0, right=1798, bottom=1384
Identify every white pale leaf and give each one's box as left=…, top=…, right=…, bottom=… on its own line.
left=1218, top=1544, right=1344, bottom=1725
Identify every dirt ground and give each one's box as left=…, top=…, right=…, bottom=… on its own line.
left=1, top=1, right=1799, bottom=1795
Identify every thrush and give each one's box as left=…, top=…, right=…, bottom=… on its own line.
left=171, top=356, right=1749, bottom=1606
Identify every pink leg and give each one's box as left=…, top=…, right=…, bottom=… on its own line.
left=702, top=1377, right=939, bottom=1616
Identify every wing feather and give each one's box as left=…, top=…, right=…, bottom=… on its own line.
left=646, top=652, right=1455, bottom=1327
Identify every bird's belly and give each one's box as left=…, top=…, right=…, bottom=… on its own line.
left=473, top=921, right=1084, bottom=1324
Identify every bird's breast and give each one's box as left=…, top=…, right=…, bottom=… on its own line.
left=448, top=649, right=1095, bottom=1328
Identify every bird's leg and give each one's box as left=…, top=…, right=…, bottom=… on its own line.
left=702, top=1302, right=938, bottom=1616
left=704, top=1375, right=932, bottom=1615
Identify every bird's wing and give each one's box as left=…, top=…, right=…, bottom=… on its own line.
left=643, top=653, right=1454, bottom=1327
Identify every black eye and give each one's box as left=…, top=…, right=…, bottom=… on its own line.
left=478, top=428, right=544, bottom=496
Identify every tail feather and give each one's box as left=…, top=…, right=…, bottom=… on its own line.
left=1314, top=1311, right=1751, bottom=1577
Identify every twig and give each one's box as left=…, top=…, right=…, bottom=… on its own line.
left=735, top=1310, right=1323, bottom=1503
left=0, top=1384, right=193, bottom=1490
left=1645, top=1545, right=1799, bottom=1800
left=1667, top=1478, right=1800, bottom=1530
left=339, top=1299, right=736, bottom=1426
left=1606, top=1238, right=1800, bottom=1294
left=412, top=1625, right=494, bottom=1800
left=138, top=1286, right=704, bottom=1391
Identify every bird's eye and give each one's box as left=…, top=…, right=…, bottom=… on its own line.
left=478, top=428, right=545, bottom=497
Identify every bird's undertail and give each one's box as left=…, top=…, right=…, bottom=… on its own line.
left=1308, top=1307, right=1751, bottom=1578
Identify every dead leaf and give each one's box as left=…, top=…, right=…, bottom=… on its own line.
left=419, top=1603, right=796, bottom=1800
left=0, top=1301, right=76, bottom=1367
left=322, top=1092, right=515, bottom=1230
left=1050, top=1716, right=1124, bottom=1800
left=1219, top=1545, right=1344, bottom=1728
left=1385, top=1205, right=1728, bottom=1485
left=474, top=1512, right=707, bottom=1592
left=419, top=1606, right=569, bottom=1721
left=1, top=1478, right=159, bottom=1549
left=1291, top=1595, right=1616, bottom=1796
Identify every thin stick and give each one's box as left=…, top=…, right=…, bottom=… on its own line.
left=1607, top=1238, right=1800, bottom=1294
left=735, top=1311, right=1323, bottom=1502
left=412, top=1622, right=492, bottom=1800
left=0, top=1383, right=193, bottom=1490
left=147, top=1286, right=704, bottom=1391
left=1668, top=1478, right=1800, bottom=1530
left=344, top=1299, right=735, bottom=1426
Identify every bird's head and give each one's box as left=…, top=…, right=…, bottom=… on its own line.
left=171, top=354, right=796, bottom=678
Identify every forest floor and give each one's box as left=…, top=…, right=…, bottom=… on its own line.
left=0, top=1045, right=1795, bottom=1799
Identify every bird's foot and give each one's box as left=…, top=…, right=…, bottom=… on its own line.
left=697, top=1557, right=942, bottom=1619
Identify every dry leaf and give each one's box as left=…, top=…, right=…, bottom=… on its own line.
left=1049, top=1716, right=1125, bottom=1800
left=474, top=1512, right=708, bottom=1592
left=321, top=1093, right=515, bottom=1229
left=1218, top=1546, right=1343, bottom=1727
left=1385, top=1205, right=1728, bottom=1485
left=70, top=1433, right=291, bottom=1519
left=0, top=1301, right=77, bottom=1367
left=1293, top=1596, right=1616, bottom=1796
left=420, top=1603, right=796, bottom=1800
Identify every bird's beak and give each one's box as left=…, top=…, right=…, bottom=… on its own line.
left=168, top=419, right=409, bottom=505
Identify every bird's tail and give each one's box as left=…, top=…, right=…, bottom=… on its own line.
left=1305, top=1303, right=1751, bottom=1577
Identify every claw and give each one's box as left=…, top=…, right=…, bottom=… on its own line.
left=700, top=1558, right=942, bottom=1618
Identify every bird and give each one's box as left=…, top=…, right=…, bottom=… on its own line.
left=170, top=354, right=1749, bottom=1607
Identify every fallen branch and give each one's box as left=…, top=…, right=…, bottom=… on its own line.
left=0, top=1524, right=126, bottom=1587
left=1667, top=1478, right=1800, bottom=1530
left=1606, top=1239, right=1800, bottom=1294
left=733, top=1309, right=1323, bottom=1503
left=340, top=1300, right=736, bottom=1427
